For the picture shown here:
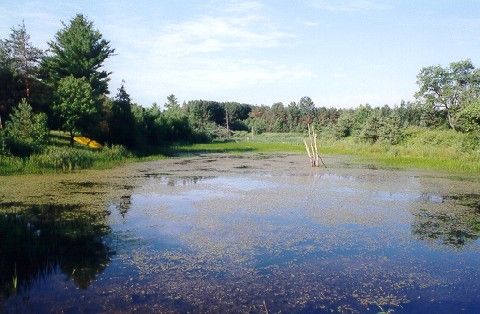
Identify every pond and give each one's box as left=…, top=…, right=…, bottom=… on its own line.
left=1, top=154, right=480, bottom=313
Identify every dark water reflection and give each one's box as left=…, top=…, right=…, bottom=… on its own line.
left=0, top=204, right=112, bottom=297
left=412, top=205, right=480, bottom=248
left=1, top=171, right=480, bottom=313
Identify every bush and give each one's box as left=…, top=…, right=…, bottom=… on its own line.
left=4, top=99, right=49, bottom=156
left=98, top=144, right=130, bottom=161
left=360, top=115, right=382, bottom=143
left=456, top=100, right=480, bottom=133
left=403, top=127, right=479, bottom=153
left=334, top=112, right=354, bottom=139
left=379, top=114, right=404, bottom=145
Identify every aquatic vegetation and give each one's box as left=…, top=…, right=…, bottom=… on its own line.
left=1, top=154, right=480, bottom=312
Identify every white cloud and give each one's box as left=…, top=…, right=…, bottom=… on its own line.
left=151, top=14, right=290, bottom=58
left=302, top=21, right=321, bottom=27
left=310, top=0, right=387, bottom=12
left=107, top=1, right=311, bottom=103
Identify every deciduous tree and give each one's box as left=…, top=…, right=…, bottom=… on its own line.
left=54, top=76, right=96, bottom=145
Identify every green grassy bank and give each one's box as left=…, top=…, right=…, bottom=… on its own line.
left=1, top=128, right=479, bottom=175
left=177, top=128, right=480, bottom=175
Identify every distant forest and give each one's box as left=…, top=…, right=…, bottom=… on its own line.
left=1, top=14, right=479, bottom=158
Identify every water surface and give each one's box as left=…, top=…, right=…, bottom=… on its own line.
left=1, top=154, right=480, bottom=313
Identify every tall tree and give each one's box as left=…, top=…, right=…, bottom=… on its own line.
left=0, top=40, right=13, bottom=128
left=165, top=94, right=180, bottom=110
left=4, top=21, right=43, bottom=99
left=54, top=76, right=96, bottom=145
left=415, top=59, right=480, bottom=129
left=109, top=81, right=135, bottom=147
left=43, top=14, right=114, bottom=103
left=299, top=96, right=315, bottom=124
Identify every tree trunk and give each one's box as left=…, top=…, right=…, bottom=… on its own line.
left=225, top=108, right=230, bottom=137
left=447, top=110, right=456, bottom=130
left=70, top=131, right=74, bottom=146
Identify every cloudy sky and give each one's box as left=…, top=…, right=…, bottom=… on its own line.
left=1, top=0, right=479, bottom=107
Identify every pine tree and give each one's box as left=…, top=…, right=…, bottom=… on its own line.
left=43, top=14, right=114, bottom=103
left=5, top=99, right=48, bottom=155
left=4, top=21, right=43, bottom=99
left=110, top=81, right=135, bottom=147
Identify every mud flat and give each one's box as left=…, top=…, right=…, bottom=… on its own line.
left=1, top=154, right=480, bottom=313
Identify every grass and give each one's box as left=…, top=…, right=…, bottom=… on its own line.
left=176, top=129, right=480, bottom=175
left=0, top=131, right=167, bottom=175
left=1, top=128, right=479, bottom=175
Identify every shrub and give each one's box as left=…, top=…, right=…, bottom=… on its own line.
left=4, top=99, right=49, bottom=156
left=334, top=112, right=354, bottom=139
left=98, top=144, right=130, bottom=161
left=360, top=115, right=382, bottom=143
left=456, top=100, right=480, bottom=133
left=379, top=114, right=404, bottom=145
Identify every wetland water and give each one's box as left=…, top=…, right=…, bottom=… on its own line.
left=1, top=154, right=480, bottom=313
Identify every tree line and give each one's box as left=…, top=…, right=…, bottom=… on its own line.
left=1, top=13, right=479, bottom=160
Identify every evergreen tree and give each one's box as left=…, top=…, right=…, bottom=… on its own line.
left=299, top=96, right=315, bottom=124
left=165, top=94, right=180, bottom=110
left=43, top=14, right=114, bottom=104
left=4, top=21, right=43, bottom=99
left=110, top=81, right=135, bottom=147
left=5, top=99, right=48, bottom=156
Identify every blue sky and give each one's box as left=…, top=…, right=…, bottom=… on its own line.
left=1, top=0, right=480, bottom=108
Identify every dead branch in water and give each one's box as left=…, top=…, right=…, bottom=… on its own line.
left=304, top=124, right=327, bottom=168
left=263, top=300, right=269, bottom=314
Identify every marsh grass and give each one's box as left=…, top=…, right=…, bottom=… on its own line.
left=176, top=129, right=480, bottom=175
left=0, top=131, right=135, bottom=175
left=2, top=128, right=479, bottom=175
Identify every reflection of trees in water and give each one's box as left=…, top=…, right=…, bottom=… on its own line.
left=412, top=204, right=480, bottom=248
left=0, top=204, right=112, bottom=297
left=117, top=195, right=131, bottom=218
left=165, top=176, right=208, bottom=187
left=114, top=176, right=208, bottom=218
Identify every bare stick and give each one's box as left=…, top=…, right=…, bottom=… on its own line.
left=303, top=139, right=313, bottom=166
left=263, top=300, right=269, bottom=314
left=308, top=127, right=316, bottom=166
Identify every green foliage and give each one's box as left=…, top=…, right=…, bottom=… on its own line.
left=3, top=21, right=43, bottom=99
left=0, top=129, right=7, bottom=156
left=28, top=144, right=129, bottom=172
left=456, top=100, right=480, bottom=133
left=4, top=99, right=49, bottom=156
left=43, top=14, right=114, bottom=101
left=360, top=114, right=382, bottom=144
left=379, top=114, right=404, bottom=145
left=334, top=111, right=354, bottom=139
left=109, top=82, right=135, bottom=147
left=99, top=144, right=130, bottom=161
left=403, top=127, right=479, bottom=152
left=164, top=94, right=180, bottom=111
left=30, top=146, right=95, bottom=171
left=415, top=59, right=480, bottom=129
left=54, top=76, right=97, bottom=142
